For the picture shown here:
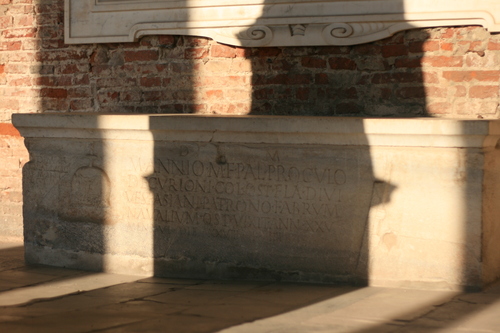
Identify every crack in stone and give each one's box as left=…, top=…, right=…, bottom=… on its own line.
left=84, top=318, right=150, bottom=333
left=456, top=298, right=479, bottom=305
left=208, top=129, right=217, bottom=143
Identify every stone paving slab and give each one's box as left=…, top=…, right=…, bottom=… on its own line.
left=2, top=241, right=500, bottom=332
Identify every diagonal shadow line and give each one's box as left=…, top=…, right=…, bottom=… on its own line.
left=0, top=243, right=141, bottom=306
left=347, top=291, right=500, bottom=333
left=218, top=286, right=500, bottom=333
left=0, top=271, right=361, bottom=333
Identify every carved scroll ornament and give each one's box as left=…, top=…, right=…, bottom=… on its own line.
left=66, top=0, right=500, bottom=47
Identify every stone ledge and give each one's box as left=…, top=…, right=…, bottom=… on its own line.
left=13, top=114, right=500, bottom=148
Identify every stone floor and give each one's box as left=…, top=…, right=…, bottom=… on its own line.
left=1, top=241, right=500, bottom=333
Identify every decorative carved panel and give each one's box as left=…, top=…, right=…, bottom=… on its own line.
left=65, top=0, right=500, bottom=46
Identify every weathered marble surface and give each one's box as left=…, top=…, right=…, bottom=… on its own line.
left=13, top=114, right=500, bottom=290
left=66, top=0, right=500, bottom=46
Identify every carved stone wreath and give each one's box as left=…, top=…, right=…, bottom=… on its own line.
left=66, top=0, right=500, bottom=46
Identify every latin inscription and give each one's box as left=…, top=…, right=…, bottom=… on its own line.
left=123, top=148, right=353, bottom=237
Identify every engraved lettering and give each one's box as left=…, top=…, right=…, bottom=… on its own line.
left=192, top=160, right=204, bottom=176
left=126, top=149, right=352, bottom=236
left=268, top=150, right=280, bottom=162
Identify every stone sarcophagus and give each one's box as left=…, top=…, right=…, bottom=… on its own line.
left=13, top=114, right=500, bottom=290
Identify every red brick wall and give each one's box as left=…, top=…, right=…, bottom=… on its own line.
left=2, top=1, right=500, bottom=118
left=0, top=123, right=27, bottom=240
left=1, top=0, right=500, bottom=238
left=1, top=0, right=34, bottom=240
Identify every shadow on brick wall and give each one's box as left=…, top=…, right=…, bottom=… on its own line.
left=248, top=29, right=432, bottom=117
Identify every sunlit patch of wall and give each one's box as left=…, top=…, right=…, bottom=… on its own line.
left=98, top=116, right=156, bottom=274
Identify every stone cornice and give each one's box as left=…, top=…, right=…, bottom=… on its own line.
left=12, top=114, right=500, bottom=148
